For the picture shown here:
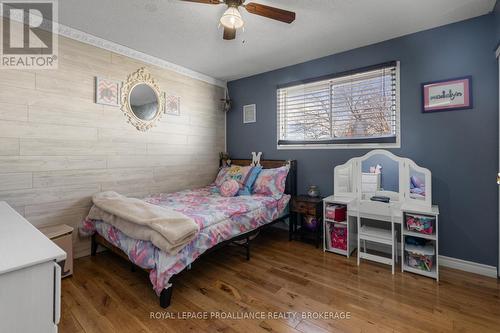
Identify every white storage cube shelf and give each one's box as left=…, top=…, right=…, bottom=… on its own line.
left=323, top=201, right=356, bottom=257
left=401, top=210, right=439, bottom=280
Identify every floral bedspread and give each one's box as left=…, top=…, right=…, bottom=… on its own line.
left=79, top=185, right=290, bottom=294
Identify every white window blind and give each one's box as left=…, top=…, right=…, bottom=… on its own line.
left=277, top=61, right=399, bottom=146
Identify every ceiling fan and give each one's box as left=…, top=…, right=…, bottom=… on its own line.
left=181, top=0, right=296, bottom=40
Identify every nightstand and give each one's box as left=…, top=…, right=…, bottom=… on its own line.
left=290, top=195, right=323, bottom=248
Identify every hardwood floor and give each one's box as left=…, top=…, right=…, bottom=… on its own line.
left=61, top=229, right=500, bottom=333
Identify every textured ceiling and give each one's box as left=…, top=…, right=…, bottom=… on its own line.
left=58, top=0, right=496, bottom=81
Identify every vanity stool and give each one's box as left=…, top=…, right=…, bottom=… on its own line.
left=356, top=201, right=400, bottom=274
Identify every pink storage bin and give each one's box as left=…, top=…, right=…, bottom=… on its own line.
left=330, top=223, right=347, bottom=250
left=326, top=205, right=346, bottom=222
left=405, top=214, right=434, bottom=235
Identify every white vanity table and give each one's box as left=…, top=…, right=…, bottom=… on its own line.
left=0, top=202, right=66, bottom=332
left=323, top=150, right=440, bottom=280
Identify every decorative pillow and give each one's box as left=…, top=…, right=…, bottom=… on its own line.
left=219, top=179, right=240, bottom=197
left=252, top=166, right=289, bottom=199
left=214, top=167, right=230, bottom=187
left=237, top=166, right=262, bottom=196
left=215, top=164, right=262, bottom=196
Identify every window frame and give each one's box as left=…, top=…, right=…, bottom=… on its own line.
left=276, top=61, right=401, bottom=150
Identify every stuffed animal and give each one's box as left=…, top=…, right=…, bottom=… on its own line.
left=369, top=164, right=382, bottom=174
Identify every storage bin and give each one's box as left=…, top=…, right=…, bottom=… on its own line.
left=38, top=224, right=74, bottom=278
left=405, top=213, right=434, bottom=235
left=330, top=223, right=347, bottom=250
left=326, top=205, right=346, bottom=222
left=405, top=242, right=435, bottom=272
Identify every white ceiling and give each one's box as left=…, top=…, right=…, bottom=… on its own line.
left=58, top=0, right=496, bottom=81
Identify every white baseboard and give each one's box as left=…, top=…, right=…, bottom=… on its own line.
left=438, top=255, right=497, bottom=278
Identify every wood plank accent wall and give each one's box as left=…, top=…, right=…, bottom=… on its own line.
left=0, top=35, right=225, bottom=258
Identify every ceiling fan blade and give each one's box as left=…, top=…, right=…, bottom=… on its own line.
left=245, top=2, right=295, bottom=24
left=223, top=27, right=236, bottom=40
left=180, top=0, right=221, bottom=4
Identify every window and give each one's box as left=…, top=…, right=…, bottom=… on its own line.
left=277, top=61, right=400, bottom=149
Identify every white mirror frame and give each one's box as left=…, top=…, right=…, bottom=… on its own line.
left=121, top=67, right=166, bottom=131
left=403, top=157, right=432, bottom=209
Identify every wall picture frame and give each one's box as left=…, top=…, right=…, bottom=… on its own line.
left=95, top=77, right=121, bottom=107
left=421, top=76, right=472, bottom=113
left=164, top=93, right=181, bottom=116
left=243, top=104, right=256, bottom=123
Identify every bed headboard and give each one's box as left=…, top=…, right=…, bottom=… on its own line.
left=222, top=159, right=297, bottom=197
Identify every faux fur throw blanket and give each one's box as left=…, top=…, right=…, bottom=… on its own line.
left=87, top=191, right=199, bottom=255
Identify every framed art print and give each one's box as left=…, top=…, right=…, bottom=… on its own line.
left=95, top=77, right=121, bottom=107
left=243, top=104, right=256, bottom=123
left=422, top=76, right=472, bottom=113
left=164, top=94, right=181, bottom=116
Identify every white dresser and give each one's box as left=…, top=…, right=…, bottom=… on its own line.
left=0, top=202, right=66, bottom=333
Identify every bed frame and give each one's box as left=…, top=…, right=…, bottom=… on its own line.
left=91, top=159, right=297, bottom=308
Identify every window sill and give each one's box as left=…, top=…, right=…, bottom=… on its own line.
left=277, top=142, right=401, bottom=150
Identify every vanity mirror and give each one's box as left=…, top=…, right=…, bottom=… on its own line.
left=121, top=67, right=165, bottom=131
left=360, top=152, right=400, bottom=197
left=358, top=150, right=403, bottom=202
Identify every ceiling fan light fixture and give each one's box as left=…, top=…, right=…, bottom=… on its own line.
left=220, top=6, right=244, bottom=30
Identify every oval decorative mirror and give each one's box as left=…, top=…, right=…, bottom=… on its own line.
left=121, top=67, right=165, bottom=131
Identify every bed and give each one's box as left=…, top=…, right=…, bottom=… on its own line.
left=79, top=159, right=297, bottom=308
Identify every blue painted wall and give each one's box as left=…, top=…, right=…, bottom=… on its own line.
left=227, top=14, right=498, bottom=266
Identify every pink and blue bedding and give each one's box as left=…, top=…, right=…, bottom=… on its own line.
left=80, top=184, right=290, bottom=295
